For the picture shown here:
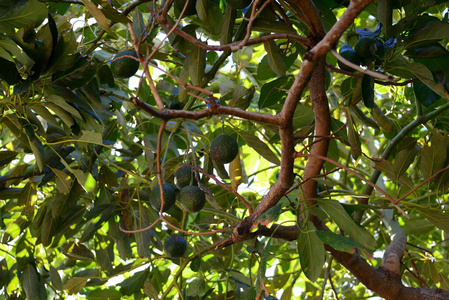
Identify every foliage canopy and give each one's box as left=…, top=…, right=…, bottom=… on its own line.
left=1, top=0, right=449, bottom=299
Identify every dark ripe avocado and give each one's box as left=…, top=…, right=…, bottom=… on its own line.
left=179, top=185, right=206, bottom=212
left=338, top=44, right=362, bottom=71
left=209, top=134, right=239, bottom=164
left=164, top=234, right=187, bottom=258
left=354, top=37, right=377, bottom=58
left=110, top=50, right=139, bottom=78
left=174, top=166, right=197, bottom=189
left=149, top=183, right=176, bottom=212
left=174, top=0, right=197, bottom=16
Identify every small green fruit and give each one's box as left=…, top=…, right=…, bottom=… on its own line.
left=179, top=185, right=206, bottom=212
left=174, top=166, right=197, bottom=189
left=164, top=234, right=187, bottom=258
left=354, top=37, right=377, bottom=58
left=110, top=50, right=139, bottom=78
left=209, top=134, right=239, bottom=164
left=149, top=183, right=176, bottom=212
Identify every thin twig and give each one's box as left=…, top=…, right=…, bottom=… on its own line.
left=331, top=49, right=400, bottom=82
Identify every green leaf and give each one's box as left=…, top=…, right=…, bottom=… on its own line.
left=264, top=40, right=286, bottom=77
left=95, top=234, right=114, bottom=271
left=347, top=114, right=361, bottom=160
left=405, top=63, right=447, bottom=99
left=0, top=0, right=47, bottom=34
left=196, top=0, right=209, bottom=29
left=21, top=264, right=47, bottom=300
left=292, top=104, right=314, bottom=129
left=229, top=86, right=254, bottom=110
left=63, top=276, right=88, bottom=295
left=417, top=207, right=449, bottom=232
left=251, top=19, right=297, bottom=34
left=0, top=57, right=21, bottom=84
left=374, top=159, right=413, bottom=189
left=87, top=288, right=122, bottom=300
left=17, top=180, right=36, bottom=206
left=187, top=46, right=206, bottom=86
left=119, top=269, right=149, bottom=296
left=316, top=230, right=371, bottom=253
left=297, top=221, right=325, bottom=282
left=131, top=8, right=145, bottom=39
left=403, top=21, right=449, bottom=49
left=413, top=81, right=440, bottom=107
left=91, top=0, right=130, bottom=24
left=421, top=129, right=449, bottom=180
left=134, top=207, right=158, bottom=258
left=0, top=151, right=19, bottom=168
left=40, top=209, right=57, bottom=247
left=319, top=200, right=375, bottom=251
left=257, top=55, right=277, bottom=80
left=236, top=129, right=280, bottom=165
left=50, top=265, right=63, bottom=291
left=225, top=269, right=251, bottom=286
left=361, top=74, right=374, bottom=109
left=258, top=76, right=293, bottom=109
left=64, top=242, right=95, bottom=261
left=81, top=0, right=111, bottom=33
left=52, top=168, right=72, bottom=195
left=220, top=5, right=236, bottom=45
left=393, top=146, right=420, bottom=179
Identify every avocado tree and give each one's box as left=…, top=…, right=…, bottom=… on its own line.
left=2, top=0, right=449, bottom=299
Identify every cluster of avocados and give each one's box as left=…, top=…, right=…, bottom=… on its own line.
left=338, top=33, right=385, bottom=72
left=155, top=134, right=239, bottom=258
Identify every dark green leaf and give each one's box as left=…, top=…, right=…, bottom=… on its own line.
left=0, top=0, right=47, bottom=34
left=0, top=57, right=21, bottom=84
left=0, top=151, right=19, bottom=168
left=413, top=80, right=440, bottom=107
left=251, top=19, right=297, bottom=34
left=17, top=180, right=36, bottom=206
left=187, top=46, right=206, bottom=86
left=64, top=242, right=95, bottom=261
left=21, top=264, right=47, bottom=300
left=50, top=265, right=63, bottom=291
left=403, top=21, right=449, bottom=49
left=220, top=5, right=236, bottom=45
left=361, top=74, right=374, bottom=108
left=119, top=269, right=149, bottom=296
